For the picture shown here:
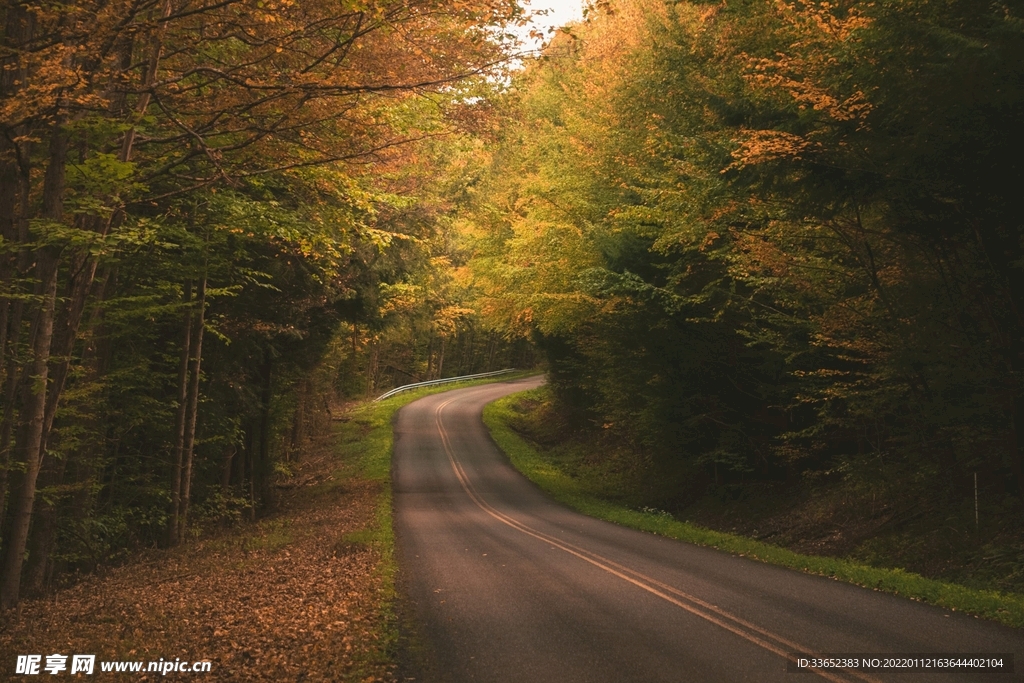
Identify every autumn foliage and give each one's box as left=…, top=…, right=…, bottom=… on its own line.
left=0, top=0, right=527, bottom=608
left=468, top=0, right=1024, bottom=587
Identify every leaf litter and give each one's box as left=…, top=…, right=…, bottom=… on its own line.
left=0, top=435, right=397, bottom=683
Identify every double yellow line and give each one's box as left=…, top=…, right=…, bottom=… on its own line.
left=434, top=396, right=884, bottom=683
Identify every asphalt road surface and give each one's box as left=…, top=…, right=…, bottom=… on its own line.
left=392, top=377, right=1023, bottom=682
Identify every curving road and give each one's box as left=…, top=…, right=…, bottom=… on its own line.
left=393, top=378, right=1023, bottom=682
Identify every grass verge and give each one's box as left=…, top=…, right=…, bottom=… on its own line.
left=483, top=387, right=1024, bottom=629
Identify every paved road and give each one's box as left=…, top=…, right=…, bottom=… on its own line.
left=392, top=378, right=1023, bottom=682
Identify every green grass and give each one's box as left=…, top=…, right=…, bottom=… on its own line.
left=331, top=370, right=544, bottom=672
left=239, top=518, right=293, bottom=553
left=483, top=388, right=1024, bottom=630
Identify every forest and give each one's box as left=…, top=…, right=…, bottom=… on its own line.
left=0, top=0, right=535, bottom=610
left=471, top=0, right=1024, bottom=591
left=2, top=0, right=1024, bottom=614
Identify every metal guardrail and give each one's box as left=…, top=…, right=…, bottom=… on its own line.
left=373, top=369, right=517, bottom=402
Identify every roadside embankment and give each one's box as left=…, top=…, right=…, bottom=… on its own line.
left=484, top=386, right=1024, bottom=630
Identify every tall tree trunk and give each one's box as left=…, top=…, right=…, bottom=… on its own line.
left=221, top=444, right=236, bottom=491
left=177, top=275, right=205, bottom=542
left=365, top=339, right=378, bottom=396
left=231, top=433, right=245, bottom=489
left=0, top=250, right=60, bottom=609
left=425, top=334, right=434, bottom=380
left=0, top=299, right=25, bottom=532
left=256, top=351, right=274, bottom=512
left=349, top=323, right=360, bottom=392
left=1010, top=351, right=1024, bottom=491
left=0, top=157, right=15, bottom=374
left=436, top=337, right=447, bottom=379
left=0, top=0, right=35, bottom=541
left=28, top=266, right=116, bottom=592
left=38, top=250, right=102, bottom=458
left=167, top=281, right=193, bottom=545
left=486, top=331, right=497, bottom=371
left=245, top=425, right=256, bottom=521
left=23, top=451, right=66, bottom=596
left=0, top=118, right=66, bottom=609
left=288, top=380, right=307, bottom=462
left=120, top=0, right=172, bottom=164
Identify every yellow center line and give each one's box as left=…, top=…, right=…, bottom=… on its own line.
left=433, top=395, right=885, bottom=683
